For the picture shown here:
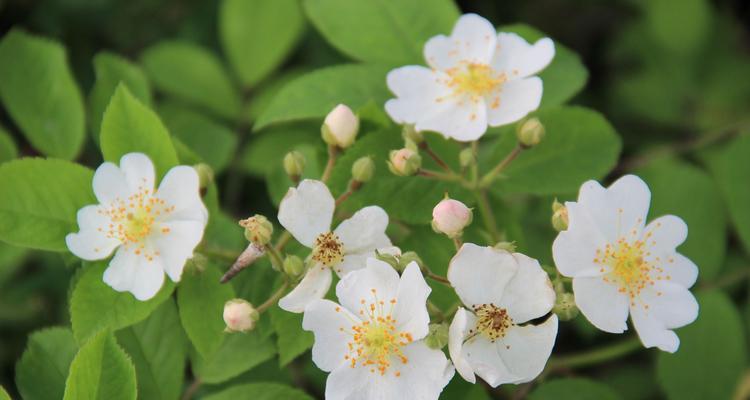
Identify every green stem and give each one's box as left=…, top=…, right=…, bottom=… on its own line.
left=420, top=141, right=452, bottom=172
left=417, top=168, right=462, bottom=182
left=257, top=281, right=290, bottom=313
left=321, top=145, right=338, bottom=183
left=264, top=244, right=284, bottom=270
left=479, top=144, right=523, bottom=188
left=545, top=337, right=641, bottom=372
left=274, top=230, right=292, bottom=252
left=474, top=189, right=500, bottom=243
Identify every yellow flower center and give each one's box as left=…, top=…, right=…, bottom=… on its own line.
left=338, top=289, right=413, bottom=377
left=470, top=303, right=513, bottom=342
left=312, top=232, right=344, bottom=267
left=444, top=62, right=506, bottom=99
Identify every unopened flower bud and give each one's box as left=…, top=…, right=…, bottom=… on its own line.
left=387, top=148, right=421, bottom=176
left=351, top=156, right=375, bottom=183
left=516, top=117, right=545, bottom=148
left=459, top=147, right=475, bottom=168
left=283, top=151, right=306, bottom=181
left=425, top=323, right=449, bottom=350
left=239, top=215, right=273, bottom=246
left=223, top=299, right=259, bottom=333
left=194, top=163, right=214, bottom=190
left=402, top=124, right=423, bottom=144
left=431, top=197, right=472, bottom=239
left=552, top=292, right=579, bottom=321
left=321, top=104, right=359, bottom=148
left=283, top=255, right=304, bottom=278
left=551, top=201, right=569, bottom=232
left=493, top=241, right=517, bottom=253
left=398, top=251, right=423, bottom=272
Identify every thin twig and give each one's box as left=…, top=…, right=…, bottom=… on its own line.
left=321, top=145, right=338, bottom=183
left=181, top=378, right=202, bottom=400
left=479, top=144, right=523, bottom=188
left=419, top=141, right=452, bottom=172
left=257, top=282, right=290, bottom=313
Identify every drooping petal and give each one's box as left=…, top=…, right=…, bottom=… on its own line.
left=92, top=162, right=130, bottom=204
left=415, top=97, right=488, bottom=142
left=424, top=13, right=497, bottom=69
left=577, top=175, right=651, bottom=243
left=277, top=179, right=334, bottom=248
left=385, top=66, right=451, bottom=126
left=485, top=77, right=542, bottom=127
left=336, top=258, right=399, bottom=318
left=66, top=205, right=121, bottom=260
left=572, top=276, right=629, bottom=333
left=102, top=247, right=166, bottom=301
left=630, top=282, right=698, bottom=353
left=552, top=201, right=609, bottom=278
left=491, top=33, right=554, bottom=78
left=461, top=334, right=518, bottom=386
left=643, top=215, right=688, bottom=255
left=325, top=342, right=454, bottom=400
left=149, top=220, right=205, bottom=282
left=448, top=243, right=517, bottom=307
left=119, top=153, right=155, bottom=193
left=278, top=265, right=333, bottom=313
left=448, top=307, right=477, bottom=384
left=156, top=166, right=207, bottom=223
left=393, top=262, right=431, bottom=341
left=335, top=206, right=391, bottom=254
left=499, top=253, right=556, bottom=323
left=494, top=316, right=558, bottom=385
left=302, top=299, right=362, bottom=372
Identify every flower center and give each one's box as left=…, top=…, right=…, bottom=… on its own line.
left=471, top=303, right=513, bottom=342
left=445, top=62, right=506, bottom=98
left=311, top=232, right=344, bottom=267
left=338, top=289, right=413, bottom=376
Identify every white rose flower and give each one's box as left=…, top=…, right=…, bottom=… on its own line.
left=302, top=258, right=454, bottom=400
left=277, top=179, right=391, bottom=313
left=66, top=153, right=208, bottom=301
left=447, top=243, right=558, bottom=387
left=385, top=13, right=555, bottom=142
left=552, top=175, right=699, bottom=353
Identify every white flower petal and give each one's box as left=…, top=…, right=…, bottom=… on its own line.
left=66, top=205, right=120, bottom=260
left=462, top=334, right=519, bottom=387
left=335, top=206, right=391, bottom=254
left=278, top=179, right=334, bottom=248
left=448, top=307, right=477, bottom=384
left=491, top=33, right=554, bottom=78
left=659, top=253, right=699, bottom=288
left=336, top=258, right=399, bottom=318
left=424, top=13, right=497, bottom=69
left=92, top=162, right=129, bottom=204
left=577, top=175, right=651, bottom=243
left=643, top=215, right=688, bottom=255
left=278, top=265, right=333, bottom=313
left=448, top=243, right=517, bottom=307
left=325, top=342, right=454, bottom=400
left=485, top=77, right=542, bottom=127
left=393, top=262, right=431, bottom=341
left=302, top=299, right=361, bottom=372
left=552, top=201, right=609, bottom=278
left=102, top=247, right=166, bottom=301
left=572, top=276, right=629, bottom=333
left=631, top=282, right=698, bottom=353
left=415, top=98, right=488, bottom=142
left=156, top=166, right=207, bottom=223
left=149, top=220, right=205, bottom=282
left=119, top=153, right=155, bottom=193
left=385, top=66, right=451, bottom=126
left=499, top=253, right=556, bottom=323
left=333, top=252, right=369, bottom=277
left=494, top=316, right=558, bottom=385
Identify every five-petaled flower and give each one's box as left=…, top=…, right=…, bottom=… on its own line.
left=66, top=153, right=208, bottom=301
left=448, top=243, right=558, bottom=386
left=552, top=175, right=699, bottom=352
left=277, top=179, right=391, bottom=313
left=385, top=13, right=555, bottom=142
left=302, top=258, right=454, bottom=400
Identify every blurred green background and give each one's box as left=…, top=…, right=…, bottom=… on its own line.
left=0, top=0, right=749, bottom=399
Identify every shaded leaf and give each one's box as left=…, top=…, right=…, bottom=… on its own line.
left=63, top=331, right=137, bottom=400
left=16, top=327, right=78, bottom=400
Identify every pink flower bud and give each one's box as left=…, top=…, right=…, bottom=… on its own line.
left=388, top=148, right=421, bottom=176
left=223, top=299, right=259, bottom=333
left=432, top=198, right=472, bottom=238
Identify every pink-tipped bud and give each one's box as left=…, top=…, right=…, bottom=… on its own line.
left=322, top=104, right=359, bottom=148
left=431, top=198, right=472, bottom=238
left=387, top=148, right=421, bottom=176
left=223, top=299, right=259, bottom=333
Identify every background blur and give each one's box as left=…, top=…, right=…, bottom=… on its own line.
left=0, top=0, right=749, bottom=399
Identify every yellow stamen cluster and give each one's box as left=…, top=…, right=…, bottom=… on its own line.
left=337, top=289, right=413, bottom=377
left=441, top=62, right=506, bottom=103
left=312, top=232, right=344, bottom=267
left=469, top=303, right=513, bottom=342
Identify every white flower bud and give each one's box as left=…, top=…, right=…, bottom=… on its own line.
left=387, top=148, right=421, bottom=176
left=321, top=104, right=359, bottom=148
left=431, top=198, right=472, bottom=238
left=223, top=299, right=259, bottom=333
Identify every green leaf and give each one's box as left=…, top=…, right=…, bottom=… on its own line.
left=0, top=242, right=27, bottom=285
left=304, top=0, right=459, bottom=65
left=637, top=159, right=727, bottom=280
left=191, top=326, right=277, bottom=384
left=88, top=52, right=151, bottom=144
left=203, top=382, right=314, bottom=400
left=16, top=327, right=78, bottom=400
left=100, top=85, right=179, bottom=178
left=70, top=261, right=175, bottom=343
left=529, top=378, right=621, bottom=400
left=269, top=307, right=313, bottom=367
left=0, top=124, right=18, bottom=163
left=255, top=64, right=391, bottom=131
left=0, top=158, right=94, bottom=251
left=63, top=331, right=137, bottom=400
left=158, top=102, right=238, bottom=173
left=485, top=106, right=621, bottom=196
left=0, top=29, right=85, bottom=159
left=220, top=0, right=305, bottom=88
left=141, top=41, right=241, bottom=120
left=117, top=299, right=187, bottom=400
left=501, top=24, right=589, bottom=107
left=177, top=263, right=235, bottom=358
left=704, top=133, right=750, bottom=255
left=0, top=386, right=9, bottom=400
left=240, top=125, right=319, bottom=177
left=644, top=0, right=711, bottom=55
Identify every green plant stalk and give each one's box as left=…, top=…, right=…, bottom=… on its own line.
left=545, top=337, right=642, bottom=372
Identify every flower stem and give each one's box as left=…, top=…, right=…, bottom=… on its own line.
left=181, top=378, right=202, bottom=400
left=257, top=281, right=290, bottom=313
left=274, top=230, right=293, bottom=252
left=419, top=141, right=452, bottom=172
left=474, top=189, right=500, bottom=243
left=321, top=145, right=338, bottom=183
left=479, top=144, right=523, bottom=188
left=264, top=244, right=284, bottom=270
left=417, top=168, right=462, bottom=182
left=545, top=337, right=641, bottom=372
left=426, top=271, right=451, bottom=286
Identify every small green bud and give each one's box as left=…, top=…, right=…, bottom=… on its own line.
left=375, top=251, right=400, bottom=270
left=398, top=251, right=423, bottom=271
left=424, top=323, right=449, bottom=350
left=516, top=117, right=545, bottom=148
left=401, top=124, right=423, bottom=144
left=459, top=147, right=475, bottom=168
left=387, top=148, right=421, bottom=176
left=552, top=292, right=579, bottom=321
left=321, top=104, right=359, bottom=148
left=552, top=205, right=569, bottom=232
left=283, top=151, right=306, bottom=181
left=239, top=215, right=273, bottom=246
left=193, top=163, right=214, bottom=190
left=283, top=255, right=304, bottom=278
left=493, top=241, right=517, bottom=252
left=351, top=156, right=375, bottom=183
